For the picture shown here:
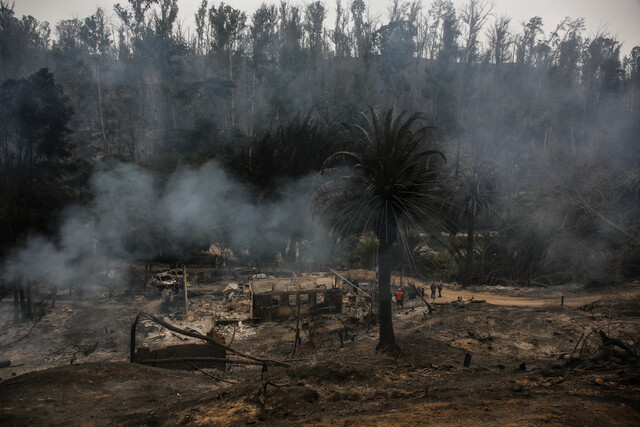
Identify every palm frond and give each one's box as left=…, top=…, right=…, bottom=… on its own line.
left=313, top=108, right=447, bottom=249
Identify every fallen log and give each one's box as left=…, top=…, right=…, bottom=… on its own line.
left=138, top=357, right=268, bottom=366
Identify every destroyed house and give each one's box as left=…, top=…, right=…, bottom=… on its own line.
left=132, top=326, right=227, bottom=372
left=249, top=275, right=342, bottom=321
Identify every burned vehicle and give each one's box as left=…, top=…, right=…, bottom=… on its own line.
left=148, top=270, right=182, bottom=291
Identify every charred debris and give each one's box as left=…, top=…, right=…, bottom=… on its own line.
left=126, top=268, right=387, bottom=374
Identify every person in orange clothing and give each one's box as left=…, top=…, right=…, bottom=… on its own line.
left=395, top=288, right=404, bottom=308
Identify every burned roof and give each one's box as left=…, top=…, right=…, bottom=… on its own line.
left=249, top=275, right=335, bottom=294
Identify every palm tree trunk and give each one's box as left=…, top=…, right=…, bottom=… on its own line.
left=376, top=224, right=400, bottom=355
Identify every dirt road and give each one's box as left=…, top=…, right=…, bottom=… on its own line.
left=435, top=288, right=591, bottom=307
left=417, top=282, right=640, bottom=308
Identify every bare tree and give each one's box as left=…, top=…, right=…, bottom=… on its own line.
left=487, top=15, right=512, bottom=64
left=459, top=0, right=494, bottom=63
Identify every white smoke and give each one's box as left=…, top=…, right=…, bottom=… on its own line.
left=2, top=161, right=331, bottom=288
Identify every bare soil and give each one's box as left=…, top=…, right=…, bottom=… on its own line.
left=1, top=272, right=639, bottom=426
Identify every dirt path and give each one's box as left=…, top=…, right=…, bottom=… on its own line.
left=421, top=284, right=640, bottom=308
left=347, top=269, right=640, bottom=308
left=435, top=288, right=590, bottom=307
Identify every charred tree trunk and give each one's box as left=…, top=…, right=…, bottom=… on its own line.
left=19, top=286, right=26, bottom=318
left=13, top=282, right=20, bottom=321
left=26, top=283, right=32, bottom=319
left=285, top=233, right=299, bottom=265
left=182, top=265, right=188, bottom=317
left=375, top=220, right=400, bottom=355
left=96, top=64, right=109, bottom=154
left=291, top=293, right=302, bottom=357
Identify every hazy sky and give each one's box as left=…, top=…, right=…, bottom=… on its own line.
left=12, top=0, right=640, bottom=50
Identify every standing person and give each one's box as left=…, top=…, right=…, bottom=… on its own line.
left=395, top=288, right=404, bottom=309
left=407, top=284, right=416, bottom=310
left=375, top=265, right=379, bottom=281
left=430, top=281, right=437, bottom=299
left=437, top=280, right=443, bottom=298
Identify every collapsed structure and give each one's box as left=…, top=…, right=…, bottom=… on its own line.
left=249, top=274, right=342, bottom=321
left=131, top=313, right=227, bottom=371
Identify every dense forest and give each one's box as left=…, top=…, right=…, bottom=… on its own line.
left=1, top=0, right=639, bottom=288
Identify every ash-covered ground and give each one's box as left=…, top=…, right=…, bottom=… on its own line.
left=1, top=266, right=639, bottom=425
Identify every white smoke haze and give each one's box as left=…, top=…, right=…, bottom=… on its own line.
left=2, top=161, right=331, bottom=288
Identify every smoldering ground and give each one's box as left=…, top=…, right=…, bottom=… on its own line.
left=1, top=161, right=332, bottom=289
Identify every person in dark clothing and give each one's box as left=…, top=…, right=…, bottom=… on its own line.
left=430, top=282, right=437, bottom=299
left=437, top=280, right=443, bottom=297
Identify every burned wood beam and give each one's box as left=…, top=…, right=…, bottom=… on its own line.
left=330, top=269, right=371, bottom=297
left=598, top=330, right=639, bottom=359
left=408, top=283, right=433, bottom=314
left=185, top=361, right=237, bottom=383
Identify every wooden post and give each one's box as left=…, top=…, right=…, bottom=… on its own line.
left=51, top=285, right=57, bottom=309
left=183, top=265, right=188, bottom=316
left=463, top=353, right=472, bottom=367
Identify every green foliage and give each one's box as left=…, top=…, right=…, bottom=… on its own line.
left=230, top=115, right=335, bottom=198
left=334, top=233, right=378, bottom=269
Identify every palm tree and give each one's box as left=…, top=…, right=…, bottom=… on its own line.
left=313, top=108, right=445, bottom=354
left=456, top=158, right=500, bottom=283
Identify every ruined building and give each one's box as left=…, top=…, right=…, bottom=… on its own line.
left=249, top=274, right=342, bottom=321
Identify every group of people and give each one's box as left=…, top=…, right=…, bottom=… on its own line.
left=394, top=279, right=445, bottom=308
left=375, top=267, right=446, bottom=308
left=430, top=280, right=444, bottom=299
